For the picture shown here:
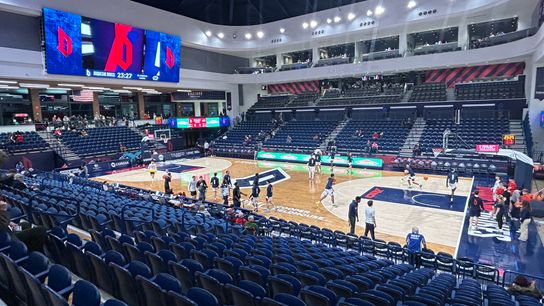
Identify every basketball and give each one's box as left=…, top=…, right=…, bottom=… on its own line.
left=423, top=176, right=429, bottom=181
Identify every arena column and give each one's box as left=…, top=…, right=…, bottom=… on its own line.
left=136, top=91, right=145, bottom=119
left=29, top=89, right=42, bottom=123
left=92, top=91, right=100, bottom=116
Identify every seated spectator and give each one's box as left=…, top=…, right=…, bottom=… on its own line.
left=508, top=275, right=543, bottom=299
left=234, top=211, right=247, bottom=226
left=53, top=128, right=62, bottom=139
left=286, top=135, right=292, bottom=143
left=9, top=133, right=17, bottom=144
left=313, top=134, right=320, bottom=141
left=79, top=130, right=88, bottom=137
left=244, top=215, right=257, bottom=235
left=412, top=143, right=421, bottom=157
left=119, top=142, right=127, bottom=152
left=372, top=132, right=379, bottom=139
left=226, top=208, right=236, bottom=223
left=0, top=200, right=46, bottom=252
left=371, top=142, right=379, bottom=153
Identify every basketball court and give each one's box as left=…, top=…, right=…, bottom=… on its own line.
left=95, top=156, right=474, bottom=254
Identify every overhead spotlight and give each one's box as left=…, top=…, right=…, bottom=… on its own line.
left=347, top=13, right=355, bottom=20
left=407, top=0, right=417, bottom=9
left=310, top=20, right=318, bottom=28
left=334, top=16, right=341, bottom=23
left=326, top=18, right=332, bottom=24
left=0, top=80, right=18, bottom=84
left=367, top=10, right=373, bottom=16
left=302, top=22, right=309, bottom=29
left=58, top=83, right=84, bottom=87
left=245, top=33, right=252, bottom=39
left=375, top=5, right=385, bottom=15
left=280, top=28, right=286, bottom=33
left=256, top=31, right=264, bottom=38
left=217, top=32, right=224, bottom=39
left=19, top=83, right=49, bottom=89
left=205, top=30, right=212, bottom=37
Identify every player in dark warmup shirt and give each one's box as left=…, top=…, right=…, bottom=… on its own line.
left=264, top=181, right=274, bottom=211
left=250, top=182, right=261, bottom=211
left=318, top=174, right=336, bottom=207
left=347, top=152, right=353, bottom=174
left=211, top=173, right=220, bottom=200
left=405, top=165, right=422, bottom=189
left=315, top=151, right=322, bottom=173
left=446, top=168, right=458, bottom=203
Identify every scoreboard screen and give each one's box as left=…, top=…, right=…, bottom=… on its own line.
left=502, top=134, right=516, bottom=146
left=168, top=117, right=230, bottom=129
left=43, top=8, right=181, bottom=82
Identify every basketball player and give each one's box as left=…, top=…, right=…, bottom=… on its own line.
left=188, top=176, right=197, bottom=199
left=196, top=176, right=208, bottom=202
left=405, top=165, right=422, bottom=189
left=250, top=181, right=260, bottom=211
left=232, top=182, right=246, bottom=208
left=265, top=181, right=274, bottom=212
left=210, top=173, right=220, bottom=200
left=446, top=168, right=458, bottom=203
left=318, top=173, right=336, bottom=207
left=307, top=154, right=317, bottom=180
left=148, top=161, right=157, bottom=180
left=347, top=152, right=353, bottom=174
left=315, top=150, right=322, bottom=173
left=223, top=170, right=232, bottom=190
left=221, top=183, right=229, bottom=206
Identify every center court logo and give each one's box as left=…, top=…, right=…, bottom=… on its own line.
left=365, top=187, right=384, bottom=199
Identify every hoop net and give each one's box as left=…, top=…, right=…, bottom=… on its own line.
left=432, top=147, right=443, bottom=157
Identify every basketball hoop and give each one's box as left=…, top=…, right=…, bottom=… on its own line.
left=432, top=148, right=443, bottom=157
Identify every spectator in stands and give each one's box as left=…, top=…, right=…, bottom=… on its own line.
left=119, top=142, right=127, bottom=152
left=519, top=200, right=533, bottom=242
left=363, top=200, right=376, bottom=239
left=412, top=143, right=421, bottom=157
left=53, top=128, right=62, bottom=140
left=11, top=173, right=28, bottom=190
left=371, top=142, right=379, bottom=154
left=372, top=131, right=379, bottom=139
left=406, top=226, right=427, bottom=267
left=8, top=133, right=17, bottom=144
left=366, top=140, right=372, bottom=154
left=348, top=196, right=361, bottom=234
left=234, top=211, right=246, bottom=226
left=79, top=130, right=88, bottom=137
left=286, top=135, right=292, bottom=143
left=244, top=215, right=257, bottom=235
left=15, top=161, right=24, bottom=174
left=0, top=200, right=46, bottom=252
left=204, top=141, right=210, bottom=156
left=508, top=275, right=543, bottom=299
left=313, top=134, right=319, bottom=141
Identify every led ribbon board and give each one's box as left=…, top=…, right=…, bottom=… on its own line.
left=257, top=151, right=383, bottom=169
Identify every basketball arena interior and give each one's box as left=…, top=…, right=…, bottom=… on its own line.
left=1, top=0, right=544, bottom=305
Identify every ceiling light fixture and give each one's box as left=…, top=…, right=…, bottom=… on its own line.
left=326, top=18, right=332, bottom=24
left=347, top=13, right=355, bottom=20
left=245, top=33, right=252, bottom=39
left=58, top=83, right=84, bottom=87
left=19, top=83, right=49, bottom=89
left=0, top=80, right=18, bottom=84
left=123, top=86, right=143, bottom=90
left=366, top=9, right=373, bottom=16
left=217, top=32, right=224, bottom=39
left=280, top=28, right=286, bottom=33
left=407, top=1, right=417, bottom=9
left=310, top=20, right=318, bottom=28
left=0, top=86, right=19, bottom=90
left=375, top=5, right=385, bottom=15
left=177, top=89, right=192, bottom=92
left=205, top=30, right=212, bottom=37
left=256, top=31, right=264, bottom=38
left=47, top=87, right=71, bottom=91
left=302, top=22, right=309, bottom=29
left=334, top=16, right=341, bottom=23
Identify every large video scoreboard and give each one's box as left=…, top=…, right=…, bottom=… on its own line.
left=43, top=8, right=181, bottom=82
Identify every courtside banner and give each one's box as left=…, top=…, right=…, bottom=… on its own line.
left=475, top=144, right=500, bottom=153
left=256, top=151, right=383, bottom=169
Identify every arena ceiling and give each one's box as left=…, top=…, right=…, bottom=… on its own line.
left=131, top=0, right=367, bottom=26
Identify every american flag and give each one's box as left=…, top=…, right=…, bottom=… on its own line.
left=71, top=90, right=94, bottom=102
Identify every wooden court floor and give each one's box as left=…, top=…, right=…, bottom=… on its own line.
left=97, top=157, right=474, bottom=254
